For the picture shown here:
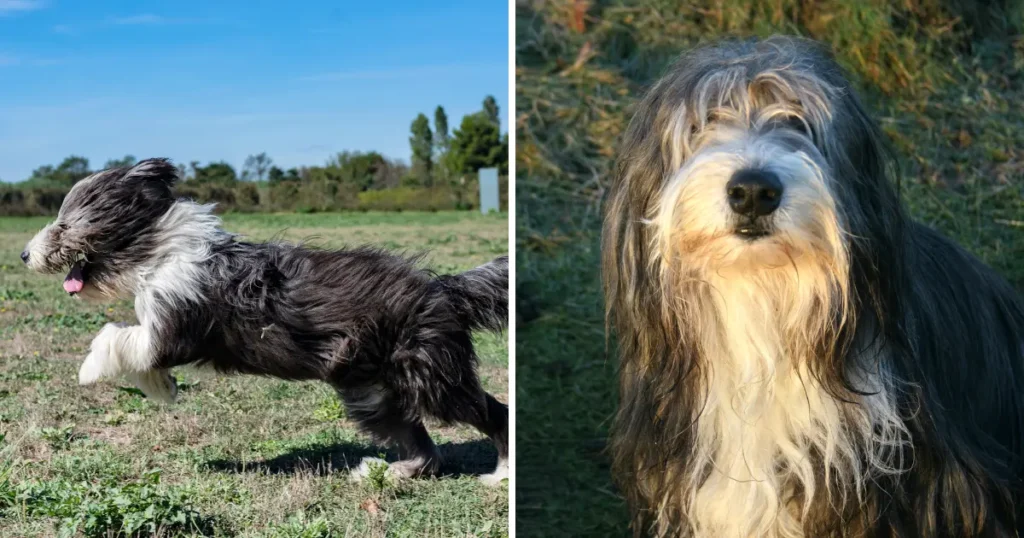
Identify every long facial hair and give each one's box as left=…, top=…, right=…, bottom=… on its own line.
left=602, top=37, right=912, bottom=537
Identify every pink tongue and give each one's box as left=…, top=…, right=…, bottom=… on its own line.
left=63, top=263, right=84, bottom=294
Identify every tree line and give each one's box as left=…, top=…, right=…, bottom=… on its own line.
left=0, top=96, right=507, bottom=215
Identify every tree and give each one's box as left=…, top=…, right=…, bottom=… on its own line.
left=242, top=152, right=273, bottom=182
left=483, top=95, right=500, bottom=128
left=28, top=165, right=57, bottom=185
left=104, top=155, right=137, bottom=169
left=51, top=155, right=92, bottom=186
left=409, top=113, right=434, bottom=186
left=268, top=166, right=285, bottom=185
left=434, top=106, right=449, bottom=153
left=372, top=158, right=408, bottom=190
left=26, top=156, right=92, bottom=186
left=268, top=166, right=302, bottom=184
left=328, top=151, right=387, bottom=191
left=448, top=112, right=505, bottom=175
left=192, top=161, right=238, bottom=184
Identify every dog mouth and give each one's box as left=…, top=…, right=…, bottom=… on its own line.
left=735, top=220, right=772, bottom=240
left=63, top=260, right=89, bottom=295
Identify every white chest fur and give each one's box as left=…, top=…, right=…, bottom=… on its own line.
left=681, top=273, right=906, bottom=538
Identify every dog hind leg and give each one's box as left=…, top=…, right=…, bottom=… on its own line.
left=461, top=392, right=509, bottom=486
left=339, top=385, right=443, bottom=480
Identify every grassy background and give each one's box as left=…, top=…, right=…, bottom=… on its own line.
left=0, top=211, right=508, bottom=537
left=515, top=0, right=1024, bottom=536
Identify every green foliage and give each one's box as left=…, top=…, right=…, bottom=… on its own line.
left=482, top=95, right=500, bottom=128
left=268, top=166, right=301, bottom=185
left=39, top=426, right=77, bottom=450
left=25, top=156, right=92, bottom=188
left=449, top=112, right=507, bottom=175
left=312, top=396, right=345, bottom=422
left=434, top=105, right=450, bottom=153
left=5, top=469, right=217, bottom=537
left=410, top=113, right=434, bottom=186
left=364, top=458, right=394, bottom=495
left=191, top=161, right=238, bottom=185
left=6, top=312, right=109, bottom=335
left=266, top=512, right=335, bottom=538
left=357, top=186, right=463, bottom=212
left=326, top=151, right=388, bottom=192
left=0, top=185, right=66, bottom=216
left=0, top=288, right=36, bottom=301
left=2, top=93, right=506, bottom=215
left=103, top=155, right=137, bottom=170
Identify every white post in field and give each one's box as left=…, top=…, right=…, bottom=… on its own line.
left=479, top=168, right=499, bottom=214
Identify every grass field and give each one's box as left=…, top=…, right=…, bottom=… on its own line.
left=516, top=1, right=1024, bottom=536
left=0, top=211, right=509, bottom=537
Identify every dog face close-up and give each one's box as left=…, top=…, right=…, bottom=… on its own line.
left=599, top=34, right=1024, bottom=538
left=642, top=37, right=894, bottom=278
left=22, top=160, right=178, bottom=301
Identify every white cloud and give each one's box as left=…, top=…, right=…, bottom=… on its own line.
left=0, top=0, right=44, bottom=15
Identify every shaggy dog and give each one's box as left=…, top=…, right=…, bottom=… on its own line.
left=22, top=159, right=508, bottom=484
left=602, top=36, right=1024, bottom=537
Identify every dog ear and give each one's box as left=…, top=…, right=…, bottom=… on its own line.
left=122, top=158, right=180, bottom=187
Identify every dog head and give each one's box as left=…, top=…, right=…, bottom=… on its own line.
left=22, top=158, right=179, bottom=300
left=612, top=36, right=899, bottom=278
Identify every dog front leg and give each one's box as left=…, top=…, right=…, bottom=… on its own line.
left=79, top=322, right=177, bottom=403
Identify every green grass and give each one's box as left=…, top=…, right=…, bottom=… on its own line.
left=515, top=1, right=1024, bottom=536
left=0, top=210, right=509, bottom=537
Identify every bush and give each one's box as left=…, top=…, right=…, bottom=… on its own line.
left=357, top=186, right=459, bottom=212
left=0, top=186, right=65, bottom=216
left=0, top=175, right=508, bottom=215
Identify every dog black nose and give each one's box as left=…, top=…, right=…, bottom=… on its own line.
left=726, top=170, right=783, bottom=216
left=20, top=251, right=29, bottom=264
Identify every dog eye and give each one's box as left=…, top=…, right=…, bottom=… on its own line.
left=783, top=115, right=811, bottom=135
left=690, top=114, right=715, bottom=136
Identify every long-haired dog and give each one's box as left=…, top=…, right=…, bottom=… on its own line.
left=21, top=159, right=508, bottom=484
left=603, top=36, right=1024, bottom=537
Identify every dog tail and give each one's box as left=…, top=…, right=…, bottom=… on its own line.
left=434, top=255, right=508, bottom=332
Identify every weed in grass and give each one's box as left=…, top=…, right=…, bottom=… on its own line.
left=266, top=381, right=302, bottom=401
left=364, top=456, right=394, bottom=495
left=8, top=468, right=220, bottom=537
left=312, top=397, right=345, bottom=423
left=266, top=511, right=335, bottom=538
left=39, top=426, right=77, bottom=450
left=0, top=288, right=35, bottom=301
left=114, top=389, right=153, bottom=415
left=0, top=370, right=50, bottom=382
left=6, top=312, right=109, bottom=335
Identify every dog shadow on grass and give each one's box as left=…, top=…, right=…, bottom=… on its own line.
left=202, top=439, right=498, bottom=479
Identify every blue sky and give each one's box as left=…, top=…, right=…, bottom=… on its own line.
left=0, top=0, right=509, bottom=181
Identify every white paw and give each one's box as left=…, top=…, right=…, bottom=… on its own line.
left=79, top=322, right=128, bottom=385
left=126, top=369, right=177, bottom=404
left=349, top=457, right=392, bottom=483
left=479, top=458, right=508, bottom=486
